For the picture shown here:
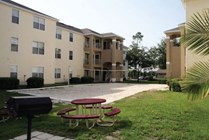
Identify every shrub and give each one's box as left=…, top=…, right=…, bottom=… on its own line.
left=0, top=77, right=19, bottom=89
left=26, top=77, right=44, bottom=88
left=80, top=76, right=94, bottom=83
left=70, top=77, right=80, bottom=84
left=158, top=79, right=167, bottom=84
left=168, top=79, right=182, bottom=92
left=172, top=82, right=182, bottom=92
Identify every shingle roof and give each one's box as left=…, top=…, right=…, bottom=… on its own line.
left=82, top=29, right=124, bottom=40
left=0, top=0, right=57, bottom=20
left=82, top=28, right=101, bottom=36
left=57, top=22, right=83, bottom=33
left=164, top=27, right=180, bottom=34
left=101, top=32, right=125, bottom=40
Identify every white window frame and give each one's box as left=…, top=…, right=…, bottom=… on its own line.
left=69, top=32, right=73, bottom=42
left=55, top=48, right=61, bottom=59
left=56, top=28, right=62, bottom=39
left=9, top=65, right=18, bottom=78
left=32, top=66, right=44, bottom=78
left=11, top=37, right=18, bottom=52
left=33, top=16, right=45, bottom=31
left=12, top=9, right=19, bottom=24
left=69, top=51, right=73, bottom=60
left=33, top=41, right=44, bottom=55
left=55, top=68, right=61, bottom=79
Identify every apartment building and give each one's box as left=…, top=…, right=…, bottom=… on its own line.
left=82, top=29, right=124, bottom=82
left=164, top=23, right=186, bottom=78
left=165, top=0, right=209, bottom=79
left=0, top=0, right=124, bottom=84
left=182, top=0, right=209, bottom=70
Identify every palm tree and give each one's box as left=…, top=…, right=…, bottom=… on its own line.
left=182, top=8, right=209, bottom=100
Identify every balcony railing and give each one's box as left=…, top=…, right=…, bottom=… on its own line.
left=94, top=43, right=101, bottom=49
left=84, top=59, right=89, bottom=65
left=84, top=42, right=90, bottom=48
left=94, top=59, right=101, bottom=65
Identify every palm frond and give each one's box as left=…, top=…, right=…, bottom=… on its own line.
left=181, top=61, right=209, bottom=100
left=182, top=8, right=209, bottom=56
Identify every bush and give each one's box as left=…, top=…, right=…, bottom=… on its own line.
left=158, top=79, right=167, bottom=84
left=172, top=82, right=182, bottom=92
left=168, top=79, right=182, bottom=92
left=26, top=77, right=44, bottom=88
left=0, top=77, right=19, bottom=89
left=80, top=76, right=94, bottom=83
left=70, top=77, right=80, bottom=84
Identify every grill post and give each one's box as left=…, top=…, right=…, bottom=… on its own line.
left=27, top=116, right=32, bottom=140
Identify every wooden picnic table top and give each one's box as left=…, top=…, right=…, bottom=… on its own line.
left=71, top=98, right=106, bottom=105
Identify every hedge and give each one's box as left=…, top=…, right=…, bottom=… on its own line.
left=80, top=76, right=94, bottom=83
left=70, top=77, right=80, bottom=84
left=0, top=77, right=19, bottom=89
left=26, top=77, right=44, bottom=88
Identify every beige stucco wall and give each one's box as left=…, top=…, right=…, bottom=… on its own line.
left=0, top=2, right=57, bottom=84
left=183, top=0, right=209, bottom=70
left=55, top=27, right=84, bottom=83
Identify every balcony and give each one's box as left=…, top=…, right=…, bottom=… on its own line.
left=94, top=59, right=101, bottom=65
left=94, top=43, right=102, bottom=50
left=84, top=59, right=89, bottom=65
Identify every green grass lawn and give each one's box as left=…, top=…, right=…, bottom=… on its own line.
left=1, top=90, right=209, bottom=140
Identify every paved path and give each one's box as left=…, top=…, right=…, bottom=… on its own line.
left=11, top=83, right=168, bottom=104
left=10, top=131, right=73, bottom=140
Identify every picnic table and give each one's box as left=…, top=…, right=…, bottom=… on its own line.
left=58, top=98, right=121, bottom=129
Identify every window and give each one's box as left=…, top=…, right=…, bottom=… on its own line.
left=11, top=37, right=18, bottom=52
left=84, top=70, right=89, bottom=76
left=12, top=9, right=19, bottom=24
left=95, top=39, right=100, bottom=48
left=32, top=67, right=44, bottom=78
left=173, top=37, right=180, bottom=47
left=33, top=16, right=45, bottom=31
left=69, top=51, right=73, bottom=60
left=69, top=33, right=73, bottom=42
left=55, top=68, right=61, bottom=79
left=9, top=65, right=18, bottom=78
left=33, top=41, right=44, bottom=55
left=56, top=28, right=62, bottom=39
left=95, top=53, right=100, bottom=65
left=55, top=48, right=61, bottom=59
left=84, top=53, right=89, bottom=64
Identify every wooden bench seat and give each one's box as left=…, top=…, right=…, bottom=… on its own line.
left=61, top=114, right=100, bottom=129
left=0, top=107, right=10, bottom=123
left=61, top=114, right=100, bottom=119
left=97, top=108, right=121, bottom=126
left=104, top=108, right=121, bottom=117
left=57, top=107, right=76, bottom=116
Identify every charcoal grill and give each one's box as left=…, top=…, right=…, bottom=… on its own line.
left=7, top=96, right=52, bottom=140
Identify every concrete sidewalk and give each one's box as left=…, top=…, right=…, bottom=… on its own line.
left=11, top=83, right=168, bottom=104
left=10, top=131, right=73, bottom=140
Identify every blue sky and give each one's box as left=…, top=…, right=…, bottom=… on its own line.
left=13, top=0, right=185, bottom=47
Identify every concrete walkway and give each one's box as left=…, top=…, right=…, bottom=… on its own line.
left=11, top=83, right=168, bottom=104
left=10, top=131, right=73, bottom=140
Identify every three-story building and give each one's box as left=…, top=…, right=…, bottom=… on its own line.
left=0, top=0, right=125, bottom=84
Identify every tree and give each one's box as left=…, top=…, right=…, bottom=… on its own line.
left=156, top=39, right=166, bottom=69
left=132, top=32, right=144, bottom=46
left=181, top=9, right=209, bottom=100
left=126, top=32, right=144, bottom=69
